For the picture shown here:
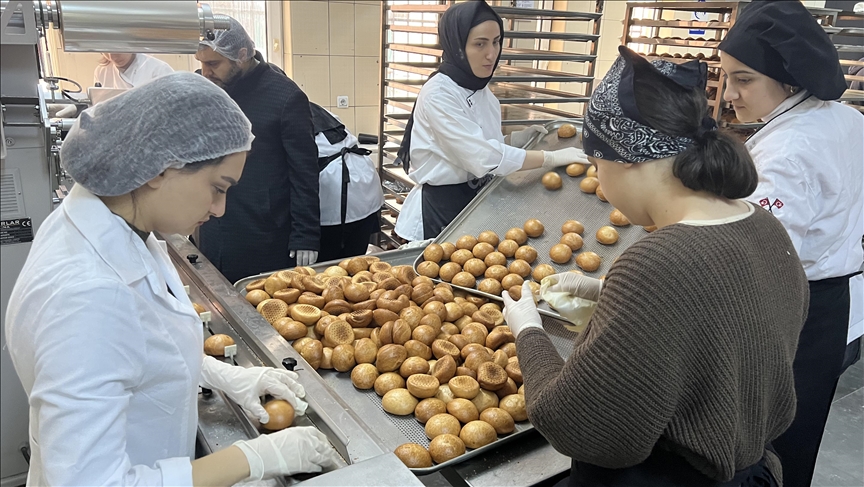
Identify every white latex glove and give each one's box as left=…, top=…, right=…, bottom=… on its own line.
left=508, top=125, right=549, bottom=148
left=543, top=272, right=603, bottom=302
left=200, top=356, right=308, bottom=422
left=502, top=282, right=544, bottom=338
left=235, top=426, right=341, bottom=480
left=399, top=238, right=434, bottom=250
left=542, top=147, right=590, bottom=169
left=290, top=250, right=319, bottom=266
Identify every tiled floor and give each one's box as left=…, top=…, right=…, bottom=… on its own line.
left=811, top=356, right=864, bottom=487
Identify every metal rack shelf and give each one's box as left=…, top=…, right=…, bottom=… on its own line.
left=378, top=0, right=603, bottom=230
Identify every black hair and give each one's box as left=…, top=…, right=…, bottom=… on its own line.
left=633, top=66, right=758, bottom=199
left=179, top=155, right=227, bottom=173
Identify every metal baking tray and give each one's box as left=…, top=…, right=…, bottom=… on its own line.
left=233, top=248, right=576, bottom=475
left=413, top=120, right=651, bottom=320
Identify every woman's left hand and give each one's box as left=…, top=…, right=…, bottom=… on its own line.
left=201, top=357, right=308, bottom=423
left=502, top=282, right=544, bottom=338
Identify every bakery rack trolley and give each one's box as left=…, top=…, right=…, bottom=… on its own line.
left=376, top=0, right=604, bottom=246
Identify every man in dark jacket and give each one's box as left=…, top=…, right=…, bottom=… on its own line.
left=195, top=18, right=320, bottom=283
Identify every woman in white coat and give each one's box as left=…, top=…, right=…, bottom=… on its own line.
left=719, top=3, right=864, bottom=487
left=94, top=52, right=174, bottom=88
left=4, top=72, right=338, bottom=486
left=394, top=0, right=586, bottom=241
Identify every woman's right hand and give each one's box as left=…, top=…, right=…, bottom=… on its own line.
left=542, top=147, right=589, bottom=168
left=234, top=427, right=341, bottom=480
left=543, top=272, right=603, bottom=302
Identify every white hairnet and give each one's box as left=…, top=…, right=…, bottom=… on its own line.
left=199, top=17, right=255, bottom=63
left=61, top=72, right=254, bottom=197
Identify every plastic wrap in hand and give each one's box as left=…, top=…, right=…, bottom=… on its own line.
left=540, top=277, right=597, bottom=333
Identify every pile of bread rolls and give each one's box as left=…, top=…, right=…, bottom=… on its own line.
left=242, top=257, right=528, bottom=467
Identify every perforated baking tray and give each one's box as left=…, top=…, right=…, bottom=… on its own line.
left=233, top=249, right=578, bottom=475
left=413, top=120, right=651, bottom=320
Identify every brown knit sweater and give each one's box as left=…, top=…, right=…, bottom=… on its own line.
left=516, top=206, right=809, bottom=482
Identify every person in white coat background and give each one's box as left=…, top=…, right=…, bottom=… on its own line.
left=4, top=72, right=338, bottom=487
left=394, top=0, right=587, bottom=242
left=719, top=2, right=864, bottom=486
left=94, top=52, right=174, bottom=88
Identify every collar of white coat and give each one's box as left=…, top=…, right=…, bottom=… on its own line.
left=63, top=184, right=158, bottom=287
left=761, top=89, right=811, bottom=123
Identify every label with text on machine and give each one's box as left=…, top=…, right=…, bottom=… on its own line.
left=0, top=218, right=34, bottom=245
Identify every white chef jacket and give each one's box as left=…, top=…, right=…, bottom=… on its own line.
left=317, top=111, right=384, bottom=225
left=745, top=90, right=864, bottom=342
left=93, top=54, right=174, bottom=89
left=4, top=184, right=202, bottom=486
left=394, top=73, right=527, bottom=241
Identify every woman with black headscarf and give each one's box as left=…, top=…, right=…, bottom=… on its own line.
left=719, top=3, right=863, bottom=486
left=393, top=0, right=586, bottom=242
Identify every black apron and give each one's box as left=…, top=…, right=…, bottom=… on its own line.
left=559, top=444, right=778, bottom=487
left=421, top=174, right=493, bottom=240
left=772, top=272, right=857, bottom=487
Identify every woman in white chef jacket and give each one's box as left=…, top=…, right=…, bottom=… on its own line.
left=311, top=103, right=384, bottom=261
left=719, top=3, right=864, bottom=487
left=394, top=0, right=586, bottom=241
left=4, top=73, right=338, bottom=487
left=94, top=52, right=174, bottom=88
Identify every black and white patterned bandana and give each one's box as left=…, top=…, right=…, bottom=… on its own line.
left=583, top=46, right=709, bottom=163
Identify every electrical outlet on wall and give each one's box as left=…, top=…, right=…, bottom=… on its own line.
left=336, top=96, right=349, bottom=108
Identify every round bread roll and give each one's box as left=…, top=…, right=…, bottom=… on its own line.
left=505, top=359, right=523, bottom=384
left=424, top=243, right=444, bottom=263
left=407, top=374, right=440, bottom=399
left=431, top=354, right=457, bottom=384
left=496, top=377, right=519, bottom=399
left=560, top=232, right=584, bottom=252
left=557, top=123, right=577, bottom=138
left=415, top=398, right=447, bottom=424
left=290, top=304, right=322, bottom=326
left=274, top=288, right=302, bottom=305
left=451, top=272, right=476, bottom=288
left=273, top=318, right=308, bottom=341
left=499, top=394, right=528, bottom=421
left=541, top=172, right=563, bottom=190
left=456, top=235, right=479, bottom=251
left=245, top=278, right=266, bottom=292
left=425, top=413, right=462, bottom=439
left=561, top=220, right=584, bottom=235
left=596, top=226, right=619, bottom=245
left=463, top=258, right=487, bottom=278
left=504, top=228, right=528, bottom=246
left=586, top=165, right=597, bottom=178
left=477, top=230, right=500, bottom=247
left=477, top=278, right=504, bottom=296
left=429, top=434, right=466, bottom=464
left=440, top=242, right=457, bottom=260
left=324, top=320, right=355, bottom=347
left=514, top=246, right=538, bottom=264
left=470, top=388, right=499, bottom=413
left=532, top=264, right=556, bottom=282
left=595, top=186, right=607, bottom=202
left=579, top=177, right=600, bottom=194
left=351, top=363, right=379, bottom=389
left=439, top=262, right=462, bottom=283
left=550, top=244, right=573, bottom=264
left=261, top=399, right=295, bottom=431
left=460, top=420, right=497, bottom=449
left=480, top=407, right=515, bottom=434
left=435, top=384, right=456, bottom=404
left=258, top=298, right=289, bottom=324
left=477, top=362, right=508, bottom=391
left=417, top=261, right=440, bottom=278
left=449, top=376, right=480, bottom=399
left=377, top=344, right=408, bottom=373
left=264, top=275, right=288, bottom=296
left=446, top=398, right=480, bottom=423
left=523, top=219, right=544, bottom=238
left=575, top=251, right=601, bottom=272
left=399, top=356, right=428, bottom=379
left=300, top=340, right=324, bottom=370
left=471, top=242, right=495, bottom=260
left=450, top=249, right=474, bottom=266
left=432, top=339, right=461, bottom=362
left=500, top=273, right=524, bottom=290
left=566, top=163, right=587, bottom=177
left=497, top=239, right=519, bottom=258
left=374, top=372, right=406, bottom=396
left=394, top=443, right=433, bottom=468
left=383, top=388, right=420, bottom=416
left=609, top=209, right=630, bottom=226
left=484, top=251, right=507, bottom=267
left=508, top=260, right=532, bottom=279
left=204, top=334, right=235, bottom=356
left=245, top=290, right=270, bottom=307
left=456, top=366, right=476, bottom=379
left=484, top=264, right=509, bottom=282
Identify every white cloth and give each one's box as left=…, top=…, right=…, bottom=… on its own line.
left=93, top=54, right=174, bottom=89
left=5, top=184, right=201, bottom=486
left=316, top=111, right=384, bottom=225
left=394, top=73, right=527, bottom=241
left=745, top=91, right=864, bottom=342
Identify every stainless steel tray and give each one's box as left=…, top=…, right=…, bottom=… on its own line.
left=233, top=248, right=566, bottom=475
left=415, top=121, right=651, bottom=320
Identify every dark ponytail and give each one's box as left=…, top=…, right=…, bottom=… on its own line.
left=632, top=66, right=758, bottom=199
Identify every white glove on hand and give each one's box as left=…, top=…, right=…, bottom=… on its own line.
left=508, top=125, right=549, bottom=148
left=235, top=427, right=341, bottom=480
left=290, top=250, right=319, bottom=266
left=399, top=238, right=434, bottom=250
left=502, top=282, right=544, bottom=338
left=200, top=356, right=308, bottom=423
left=543, top=272, right=603, bottom=302
left=542, top=147, right=590, bottom=169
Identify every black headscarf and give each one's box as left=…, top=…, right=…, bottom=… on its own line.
left=718, top=0, right=846, bottom=101
left=398, top=0, right=504, bottom=172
